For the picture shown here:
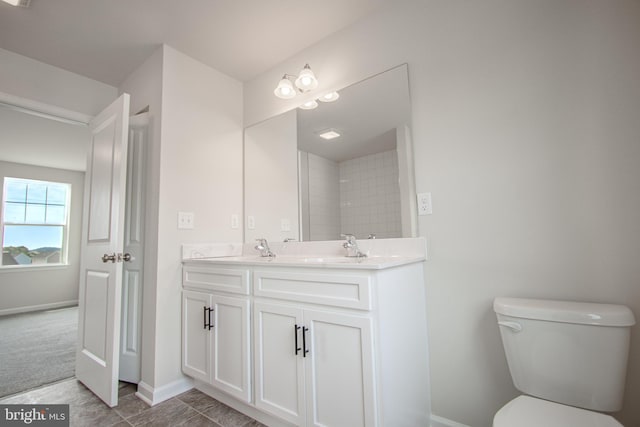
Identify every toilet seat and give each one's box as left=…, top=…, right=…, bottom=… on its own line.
left=493, top=396, right=623, bottom=427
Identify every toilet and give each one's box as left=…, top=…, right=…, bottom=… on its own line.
left=493, top=297, right=636, bottom=427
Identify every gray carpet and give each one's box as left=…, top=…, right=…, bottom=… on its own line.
left=0, top=306, right=78, bottom=398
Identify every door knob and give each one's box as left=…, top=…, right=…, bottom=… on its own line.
left=102, top=253, right=117, bottom=263
left=118, top=253, right=133, bottom=262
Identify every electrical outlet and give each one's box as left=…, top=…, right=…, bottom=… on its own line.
left=417, top=192, right=432, bottom=216
left=231, top=214, right=239, bottom=229
left=178, top=211, right=194, bottom=229
left=247, top=215, right=255, bottom=230
left=281, top=218, right=291, bottom=232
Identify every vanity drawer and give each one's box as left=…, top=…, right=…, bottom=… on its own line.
left=183, top=266, right=250, bottom=295
left=253, top=270, right=372, bottom=310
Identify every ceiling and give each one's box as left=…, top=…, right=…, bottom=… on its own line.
left=0, top=0, right=391, bottom=86
left=0, top=106, right=89, bottom=171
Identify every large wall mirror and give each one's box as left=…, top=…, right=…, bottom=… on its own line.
left=244, top=64, right=416, bottom=243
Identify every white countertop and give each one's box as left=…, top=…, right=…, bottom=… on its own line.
left=182, top=237, right=427, bottom=270
left=182, top=254, right=425, bottom=270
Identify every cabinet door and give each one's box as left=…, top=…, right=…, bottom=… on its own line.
left=211, top=294, right=251, bottom=402
left=254, top=302, right=306, bottom=425
left=305, top=310, right=376, bottom=427
left=182, top=290, right=212, bottom=383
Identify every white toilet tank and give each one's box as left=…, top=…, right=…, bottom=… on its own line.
left=494, top=297, right=635, bottom=412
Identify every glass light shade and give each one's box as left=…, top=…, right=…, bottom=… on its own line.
left=274, top=76, right=296, bottom=99
left=299, top=100, right=318, bottom=110
left=294, top=64, right=318, bottom=92
left=318, top=91, right=340, bottom=103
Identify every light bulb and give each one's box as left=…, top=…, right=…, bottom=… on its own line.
left=294, top=64, right=318, bottom=92
left=274, top=76, right=296, bottom=99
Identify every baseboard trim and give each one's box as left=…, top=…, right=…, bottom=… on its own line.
left=431, top=414, right=472, bottom=427
left=135, top=377, right=193, bottom=406
left=0, top=300, right=78, bottom=316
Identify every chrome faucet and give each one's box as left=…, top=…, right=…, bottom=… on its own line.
left=255, top=238, right=275, bottom=257
left=341, top=234, right=367, bottom=258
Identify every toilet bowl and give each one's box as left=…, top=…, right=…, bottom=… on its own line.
left=492, top=297, right=635, bottom=427
left=493, top=396, right=622, bottom=427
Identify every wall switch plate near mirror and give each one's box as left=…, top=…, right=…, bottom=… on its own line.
left=244, top=64, right=417, bottom=243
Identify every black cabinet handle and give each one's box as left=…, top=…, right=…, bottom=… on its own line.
left=302, top=326, right=309, bottom=357
left=203, top=306, right=214, bottom=330
left=203, top=306, right=208, bottom=329
left=208, top=307, right=214, bottom=330
left=294, top=324, right=301, bottom=355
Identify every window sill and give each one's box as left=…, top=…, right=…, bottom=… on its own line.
left=0, top=264, right=70, bottom=273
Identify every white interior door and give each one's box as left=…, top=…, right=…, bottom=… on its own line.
left=75, top=93, right=130, bottom=407
left=119, top=113, right=148, bottom=383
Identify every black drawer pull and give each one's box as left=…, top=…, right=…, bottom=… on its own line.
left=208, top=307, right=214, bottom=330
left=203, top=306, right=214, bottom=330
left=294, top=324, right=301, bottom=355
left=302, top=326, right=309, bottom=357
left=203, top=306, right=208, bottom=329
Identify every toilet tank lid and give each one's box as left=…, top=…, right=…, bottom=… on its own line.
left=493, top=297, right=636, bottom=327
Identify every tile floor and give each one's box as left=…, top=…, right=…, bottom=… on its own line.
left=0, top=378, right=266, bottom=427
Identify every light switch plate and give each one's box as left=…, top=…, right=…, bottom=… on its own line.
left=417, top=192, right=432, bottom=216
left=178, top=211, right=194, bottom=229
left=247, top=216, right=255, bottom=230
left=231, top=214, right=239, bottom=229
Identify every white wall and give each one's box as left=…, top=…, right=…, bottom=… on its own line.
left=0, top=161, right=84, bottom=314
left=156, top=45, right=243, bottom=388
left=120, top=45, right=244, bottom=397
left=244, top=109, right=299, bottom=243
left=244, top=1, right=640, bottom=425
left=119, top=46, right=164, bottom=395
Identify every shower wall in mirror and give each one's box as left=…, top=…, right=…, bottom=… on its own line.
left=244, top=64, right=416, bottom=242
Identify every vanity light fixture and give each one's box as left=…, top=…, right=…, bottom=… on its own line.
left=317, top=129, right=341, bottom=140
left=273, top=64, right=342, bottom=111
left=274, top=64, right=319, bottom=99
left=1, top=0, right=30, bottom=6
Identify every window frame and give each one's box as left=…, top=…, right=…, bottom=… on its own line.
left=1, top=177, right=72, bottom=268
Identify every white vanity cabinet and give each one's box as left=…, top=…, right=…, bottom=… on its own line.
left=252, top=268, right=377, bottom=426
left=182, top=252, right=429, bottom=427
left=254, top=301, right=375, bottom=426
left=181, top=266, right=251, bottom=403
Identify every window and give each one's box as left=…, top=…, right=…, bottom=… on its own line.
left=1, top=177, right=71, bottom=267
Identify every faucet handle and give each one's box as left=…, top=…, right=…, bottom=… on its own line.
left=341, top=233, right=356, bottom=242
left=255, top=238, right=275, bottom=257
